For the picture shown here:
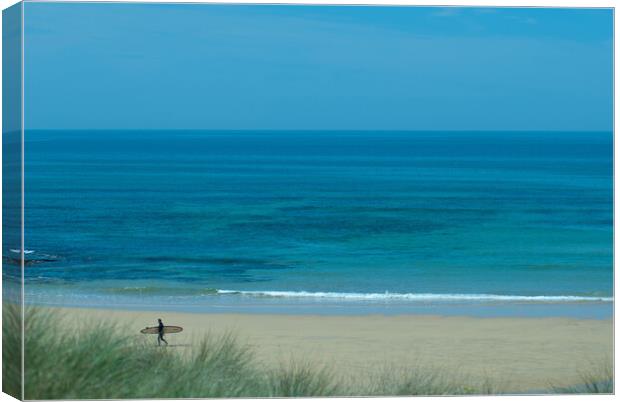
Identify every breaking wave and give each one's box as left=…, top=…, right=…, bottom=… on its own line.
left=215, top=290, right=612, bottom=302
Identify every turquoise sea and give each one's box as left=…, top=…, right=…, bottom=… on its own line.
left=19, top=131, right=613, bottom=317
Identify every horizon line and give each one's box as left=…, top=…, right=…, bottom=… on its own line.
left=23, top=128, right=614, bottom=132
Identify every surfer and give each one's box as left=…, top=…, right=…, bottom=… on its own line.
left=157, top=318, right=168, bottom=346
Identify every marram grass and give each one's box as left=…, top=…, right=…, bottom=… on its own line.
left=2, top=304, right=613, bottom=399
left=550, top=361, right=613, bottom=394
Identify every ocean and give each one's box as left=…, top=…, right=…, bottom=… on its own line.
left=20, top=130, right=613, bottom=317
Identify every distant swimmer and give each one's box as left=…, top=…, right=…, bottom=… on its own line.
left=157, top=318, right=168, bottom=346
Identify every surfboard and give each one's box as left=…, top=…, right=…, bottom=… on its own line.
left=140, top=325, right=183, bottom=334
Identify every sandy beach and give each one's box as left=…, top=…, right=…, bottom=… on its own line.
left=50, top=306, right=612, bottom=392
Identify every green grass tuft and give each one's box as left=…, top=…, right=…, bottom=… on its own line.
left=3, top=302, right=23, bottom=399
left=268, top=360, right=341, bottom=397
left=360, top=364, right=497, bottom=396
left=551, top=362, right=613, bottom=394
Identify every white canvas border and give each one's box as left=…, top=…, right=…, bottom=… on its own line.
left=0, top=1, right=615, bottom=402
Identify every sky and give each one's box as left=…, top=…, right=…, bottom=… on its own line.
left=24, top=3, right=613, bottom=131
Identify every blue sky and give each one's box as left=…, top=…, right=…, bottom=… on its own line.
left=24, top=3, right=612, bottom=131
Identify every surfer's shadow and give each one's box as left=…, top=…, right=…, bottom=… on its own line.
left=155, top=344, right=191, bottom=348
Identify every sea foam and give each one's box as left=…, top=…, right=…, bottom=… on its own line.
left=216, top=290, right=612, bottom=302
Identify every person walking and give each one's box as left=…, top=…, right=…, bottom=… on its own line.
left=157, top=318, right=168, bottom=346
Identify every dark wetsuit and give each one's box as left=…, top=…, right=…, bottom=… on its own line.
left=157, top=321, right=168, bottom=346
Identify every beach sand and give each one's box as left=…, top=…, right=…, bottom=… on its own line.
left=51, top=307, right=612, bottom=392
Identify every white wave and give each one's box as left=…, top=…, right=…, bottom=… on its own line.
left=10, top=249, right=34, bottom=254
left=216, top=290, right=613, bottom=302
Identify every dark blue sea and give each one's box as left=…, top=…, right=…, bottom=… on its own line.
left=20, top=131, right=613, bottom=317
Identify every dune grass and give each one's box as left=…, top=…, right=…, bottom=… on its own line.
left=550, top=361, right=613, bottom=394
left=2, top=304, right=613, bottom=399
left=359, top=364, right=502, bottom=396
left=19, top=306, right=264, bottom=399
left=268, top=360, right=341, bottom=397
left=2, top=302, right=22, bottom=399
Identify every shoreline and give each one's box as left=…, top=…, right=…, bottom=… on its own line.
left=23, top=283, right=614, bottom=319
left=24, top=297, right=614, bottom=319
left=45, top=305, right=613, bottom=392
